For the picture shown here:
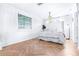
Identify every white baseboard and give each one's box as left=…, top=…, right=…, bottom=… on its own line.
left=1, top=34, right=38, bottom=47
left=0, top=47, right=2, bottom=50
left=78, top=46, right=79, bottom=49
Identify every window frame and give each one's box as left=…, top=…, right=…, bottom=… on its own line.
left=18, top=13, right=32, bottom=29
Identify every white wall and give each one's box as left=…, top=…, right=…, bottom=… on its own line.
left=0, top=4, right=42, bottom=47
left=73, top=3, right=79, bottom=48
left=0, top=4, right=5, bottom=47
left=11, top=3, right=77, bottom=19
left=10, top=3, right=77, bottom=40
left=72, top=12, right=78, bottom=44
left=0, top=3, right=77, bottom=48
left=45, top=18, right=62, bottom=33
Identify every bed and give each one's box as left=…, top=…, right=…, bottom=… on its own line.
left=38, top=29, right=65, bottom=44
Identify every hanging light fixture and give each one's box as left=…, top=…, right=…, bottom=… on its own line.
left=48, top=12, right=52, bottom=23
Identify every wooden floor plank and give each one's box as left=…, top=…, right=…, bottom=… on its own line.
left=0, top=38, right=78, bottom=56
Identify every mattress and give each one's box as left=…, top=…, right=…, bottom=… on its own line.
left=38, top=30, right=65, bottom=44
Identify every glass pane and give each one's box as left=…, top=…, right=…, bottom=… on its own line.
left=18, top=14, right=32, bottom=29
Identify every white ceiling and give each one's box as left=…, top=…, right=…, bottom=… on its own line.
left=9, top=3, right=77, bottom=19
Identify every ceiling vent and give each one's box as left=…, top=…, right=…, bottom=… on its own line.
left=37, top=3, right=44, bottom=6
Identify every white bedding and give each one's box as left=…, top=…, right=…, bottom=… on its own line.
left=38, top=30, right=65, bottom=44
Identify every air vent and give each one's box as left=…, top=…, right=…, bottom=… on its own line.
left=37, top=3, right=43, bottom=6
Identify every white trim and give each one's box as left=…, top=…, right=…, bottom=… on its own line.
left=78, top=45, right=79, bottom=49
left=0, top=47, right=2, bottom=50
left=1, top=34, right=38, bottom=47
left=3, top=38, right=31, bottom=47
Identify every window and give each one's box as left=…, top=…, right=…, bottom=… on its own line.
left=18, top=14, right=32, bottom=29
